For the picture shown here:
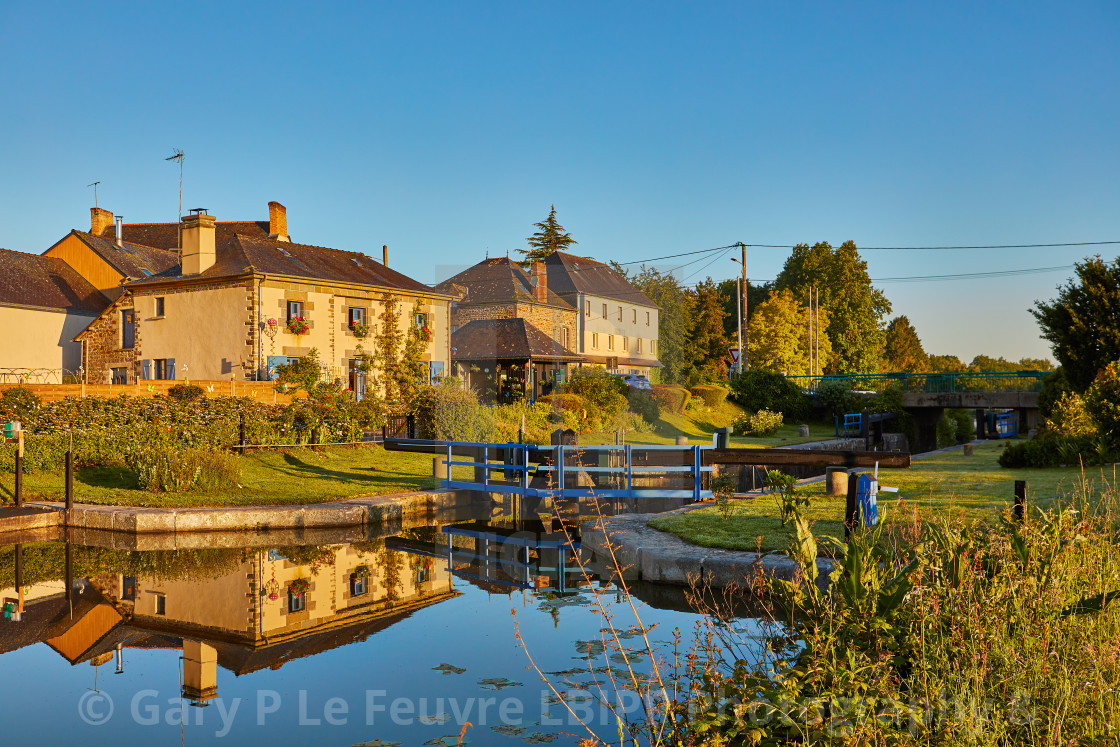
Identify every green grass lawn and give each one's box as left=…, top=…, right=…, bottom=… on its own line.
left=649, top=440, right=1120, bottom=553
left=581, top=400, right=830, bottom=447
left=0, top=445, right=440, bottom=509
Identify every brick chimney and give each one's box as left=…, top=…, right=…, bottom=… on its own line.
left=268, top=201, right=289, bottom=242
left=531, top=262, right=548, bottom=303
left=91, top=207, right=114, bottom=236
left=181, top=210, right=217, bottom=275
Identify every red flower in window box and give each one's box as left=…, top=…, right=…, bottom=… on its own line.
left=288, top=578, right=310, bottom=597
left=418, top=325, right=432, bottom=342
left=286, top=317, right=310, bottom=335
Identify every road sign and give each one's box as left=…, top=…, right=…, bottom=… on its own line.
left=728, top=348, right=740, bottom=364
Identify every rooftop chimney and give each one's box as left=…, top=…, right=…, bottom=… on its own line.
left=181, top=209, right=216, bottom=275
left=115, top=216, right=123, bottom=247
left=91, top=207, right=114, bottom=236
left=382, top=244, right=388, bottom=267
left=531, top=262, right=548, bottom=303
left=268, top=201, right=289, bottom=242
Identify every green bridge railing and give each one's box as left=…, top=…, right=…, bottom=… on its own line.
left=786, top=371, right=1047, bottom=394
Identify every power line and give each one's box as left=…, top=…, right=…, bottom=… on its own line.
left=615, top=245, right=737, bottom=265
left=748, top=264, right=1075, bottom=285
left=743, top=241, right=1120, bottom=250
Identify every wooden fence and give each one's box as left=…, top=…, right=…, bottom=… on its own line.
left=0, top=380, right=298, bottom=404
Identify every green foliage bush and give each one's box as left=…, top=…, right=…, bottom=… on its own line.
left=539, top=393, right=600, bottom=433
left=495, top=400, right=580, bottom=444
left=649, top=384, right=691, bottom=414
left=935, top=416, right=957, bottom=448
left=626, top=389, right=660, bottom=424
left=562, top=370, right=628, bottom=421
left=815, top=379, right=853, bottom=417
left=0, top=386, right=42, bottom=423
left=1041, top=390, right=1097, bottom=438
left=1037, top=367, right=1073, bottom=419
left=125, top=443, right=239, bottom=493
left=1086, top=360, right=1120, bottom=451
left=688, top=383, right=728, bottom=408
left=998, top=435, right=1110, bottom=468
left=167, top=383, right=205, bottom=402
left=732, top=408, right=784, bottom=436
left=947, top=408, right=976, bottom=444
left=728, top=369, right=808, bottom=420
left=414, top=385, right=495, bottom=442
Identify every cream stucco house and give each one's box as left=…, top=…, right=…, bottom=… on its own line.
left=0, top=248, right=109, bottom=380
left=71, top=203, right=452, bottom=390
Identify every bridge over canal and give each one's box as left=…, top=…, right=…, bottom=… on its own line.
left=788, top=371, right=1045, bottom=450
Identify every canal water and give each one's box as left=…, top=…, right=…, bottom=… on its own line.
left=0, top=508, right=759, bottom=745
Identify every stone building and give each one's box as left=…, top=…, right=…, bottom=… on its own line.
left=0, top=248, right=109, bottom=379
left=544, top=251, right=662, bottom=379
left=70, top=202, right=452, bottom=389
left=435, top=256, right=581, bottom=401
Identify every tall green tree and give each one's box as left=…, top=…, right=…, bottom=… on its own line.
left=774, top=241, right=892, bottom=374
left=686, top=278, right=731, bottom=380
left=1030, top=258, right=1120, bottom=390
left=927, top=354, right=966, bottom=373
left=519, top=205, right=577, bottom=263
left=882, top=316, right=928, bottom=372
left=717, top=278, right=772, bottom=342
left=624, top=265, right=692, bottom=384
left=747, top=289, right=833, bottom=375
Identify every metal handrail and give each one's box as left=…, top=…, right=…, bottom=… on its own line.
left=787, top=370, right=1047, bottom=394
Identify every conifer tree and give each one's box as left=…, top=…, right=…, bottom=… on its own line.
left=519, top=205, right=577, bottom=264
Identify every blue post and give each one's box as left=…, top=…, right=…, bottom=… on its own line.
left=482, top=445, right=489, bottom=488
left=692, top=445, right=702, bottom=501
left=445, top=443, right=452, bottom=489
left=625, top=445, right=633, bottom=495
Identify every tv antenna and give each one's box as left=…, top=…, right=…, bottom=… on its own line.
left=165, top=149, right=184, bottom=251
left=87, top=181, right=101, bottom=208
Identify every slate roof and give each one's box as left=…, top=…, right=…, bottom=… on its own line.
left=65, top=231, right=179, bottom=279
left=125, top=234, right=442, bottom=296
left=0, top=248, right=110, bottom=314
left=544, top=251, right=658, bottom=307
left=451, top=318, right=582, bottom=361
left=97, top=221, right=271, bottom=250
left=434, top=257, right=574, bottom=308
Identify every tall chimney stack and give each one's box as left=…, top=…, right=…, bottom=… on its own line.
left=115, top=216, right=123, bottom=247
left=181, top=209, right=217, bottom=275
left=382, top=245, right=388, bottom=266
left=267, top=201, right=289, bottom=242
left=531, top=262, right=548, bottom=303
left=91, top=207, right=114, bottom=236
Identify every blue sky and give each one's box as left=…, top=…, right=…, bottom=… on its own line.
left=2, top=2, right=1117, bottom=362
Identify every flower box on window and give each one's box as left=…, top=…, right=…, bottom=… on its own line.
left=287, top=317, right=310, bottom=335
left=350, top=322, right=369, bottom=339
left=288, top=578, right=310, bottom=597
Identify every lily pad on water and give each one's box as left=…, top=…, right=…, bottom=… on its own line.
left=522, top=733, right=558, bottom=744
left=491, top=724, right=526, bottom=736
left=418, top=712, right=452, bottom=725
left=350, top=741, right=402, bottom=747
left=572, top=640, right=606, bottom=658
left=543, top=667, right=584, bottom=678
left=432, top=663, right=466, bottom=675
left=423, top=737, right=462, bottom=746
left=478, top=677, right=524, bottom=690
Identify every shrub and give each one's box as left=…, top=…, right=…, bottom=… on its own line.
left=626, top=389, right=660, bottom=424
left=0, top=386, right=42, bottom=423
left=167, top=383, right=205, bottom=402
left=606, top=410, right=655, bottom=435
left=414, top=385, right=495, bottom=442
left=732, top=408, right=784, bottom=436
left=728, top=369, right=808, bottom=420
left=1037, top=366, right=1073, bottom=420
left=935, top=416, right=957, bottom=448
left=689, top=384, right=728, bottom=408
left=126, top=444, right=202, bottom=493
left=495, top=400, right=580, bottom=444
left=998, top=435, right=1111, bottom=468
left=947, top=408, right=976, bottom=443
left=1086, top=360, right=1120, bottom=451
left=650, top=384, right=691, bottom=414
left=193, top=451, right=242, bottom=492
left=1040, top=390, right=1096, bottom=438
left=563, top=370, right=628, bottom=420
left=815, top=379, right=853, bottom=417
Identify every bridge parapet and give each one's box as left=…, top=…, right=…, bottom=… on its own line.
left=900, top=391, right=1039, bottom=409
left=788, top=371, right=1046, bottom=395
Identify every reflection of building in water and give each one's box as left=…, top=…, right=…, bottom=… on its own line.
left=0, top=544, right=455, bottom=704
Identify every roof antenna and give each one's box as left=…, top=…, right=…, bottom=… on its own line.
left=165, top=149, right=184, bottom=253
left=87, top=181, right=101, bottom=208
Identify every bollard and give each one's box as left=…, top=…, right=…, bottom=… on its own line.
left=432, top=456, right=449, bottom=483
left=239, top=413, right=246, bottom=448
left=825, top=466, right=849, bottom=496
left=14, top=431, right=24, bottom=508
left=675, top=436, right=689, bottom=446
left=798, top=424, right=810, bottom=438
left=844, top=473, right=860, bottom=540
left=963, top=443, right=973, bottom=456
left=1014, top=480, right=1026, bottom=522
left=65, top=450, right=74, bottom=511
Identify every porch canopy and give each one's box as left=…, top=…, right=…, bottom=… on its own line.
left=451, top=318, right=581, bottom=402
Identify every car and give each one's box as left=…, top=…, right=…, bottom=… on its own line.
left=616, top=373, right=652, bottom=391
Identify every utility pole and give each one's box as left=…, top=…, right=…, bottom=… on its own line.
left=735, top=277, right=742, bottom=376
left=739, top=242, right=748, bottom=370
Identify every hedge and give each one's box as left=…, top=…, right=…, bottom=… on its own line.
left=689, top=384, right=729, bottom=408
left=651, top=385, right=691, bottom=414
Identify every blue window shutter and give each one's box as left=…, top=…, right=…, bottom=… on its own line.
left=167, top=358, right=176, bottom=381
left=141, top=360, right=151, bottom=380
left=267, top=356, right=285, bottom=380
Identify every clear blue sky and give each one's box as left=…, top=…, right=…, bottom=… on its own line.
left=2, top=2, right=1117, bottom=363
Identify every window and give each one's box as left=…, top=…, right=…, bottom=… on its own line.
left=348, top=358, right=366, bottom=398
left=608, top=335, right=614, bottom=351
left=560, top=327, right=569, bottom=348
left=585, top=301, right=591, bottom=315
left=154, top=594, right=166, bottom=615
left=623, top=336, right=628, bottom=352
left=617, top=306, right=622, bottom=321
left=632, top=309, right=637, bottom=323
left=646, top=311, right=650, bottom=326
left=287, top=300, right=303, bottom=323
left=289, top=591, right=305, bottom=613
left=415, top=312, right=428, bottom=329
left=349, top=306, right=365, bottom=327
left=121, top=309, right=135, bottom=349
left=602, top=303, right=608, bottom=318
left=636, top=338, right=643, bottom=354
left=592, top=332, right=599, bottom=349
left=122, top=577, right=137, bottom=601
left=651, top=340, right=657, bottom=355
left=111, top=367, right=128, bottom=385
left=153, top=359, right=175, bottom=380
left=350, top=574, right=368, bottom=596
left=154, top=297, right=165, bottom=317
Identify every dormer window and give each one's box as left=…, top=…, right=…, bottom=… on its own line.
left=277, top=247, right=292, bottom=257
